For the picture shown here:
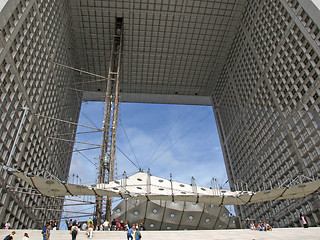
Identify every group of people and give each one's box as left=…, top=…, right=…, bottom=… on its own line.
left=110, top=219, right=145, bottom=232
left=3, top=232, right=29, bottom=240
left=42, top=223, right=51, bottom=240
left=41, top=220, right=58, bottom=240
left=250, top=215, right=309, bottom=231
left=127, top=226, right=142, bottom=240
left=3, top=221, right=30, bottom=240
left=66, top=217, right=105, bottom=239
left=65, top=217, right=145, bottom=239
left=250, top=221, right=272, bottom=231
left=66, top=219, right=86, bottom=240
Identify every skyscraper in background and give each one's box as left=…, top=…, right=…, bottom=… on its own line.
left=0, top=0, right=319, bottom=229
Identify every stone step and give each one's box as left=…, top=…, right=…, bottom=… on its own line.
left=1, top=227, right=320, bottom=240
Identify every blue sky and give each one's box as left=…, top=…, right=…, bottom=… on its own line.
left=60, top=102, right=230, bottom=226
left=70, top=102, right=227, bottom=187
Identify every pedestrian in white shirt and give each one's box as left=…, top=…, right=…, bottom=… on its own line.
left=23, top=233, right=30, bottom=240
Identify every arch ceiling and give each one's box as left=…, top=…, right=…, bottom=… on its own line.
left=69, top=0, right=247, bottom=104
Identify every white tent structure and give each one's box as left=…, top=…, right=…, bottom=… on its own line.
left=8, top=168, right=320, bottom=206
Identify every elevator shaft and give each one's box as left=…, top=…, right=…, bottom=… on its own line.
left=96, top=17, right=123, bottom=222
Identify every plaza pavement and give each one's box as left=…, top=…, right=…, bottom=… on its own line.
left=1, top=227, right=320, bottom=240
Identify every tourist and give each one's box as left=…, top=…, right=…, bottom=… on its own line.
left=134, top=228, right=142, bottom=240
left=127, top=226, right=134, bottom=240
left=52, top=221, right=58, bottom=230
left=259, top=221, right=265, bottom=231
left=47, top=223, right=51, bottom=240
left=301, top=215, right=308, bottom=228
left=124, top=222, right=128, bottom=231
left=67, top=219, right=73, bottom=230
left=70, top=225, right=79, bottom=240
left=3, top=231, right=15, bottom=240
left=42, top=227, right=47, bottom=240
left=87, top=222, right=94, bottom=239
left=42, top=223, right=51, bottom=240
left=5, top=221, right=10, bottom=230
left=87, top=218, right=93, bottom=229
left=250, top=221, right=256, bottom=230
left=93, top=216, right=98, bottom=230
left=22, top=233, right=30, bottom=240
left=111, top=219, right=117, bottom=231
left=72, top=220, right=77, bottom=226
left=103, top=219, right=109, bottom=231
left=81, top=222, right=87, bottom=231
left=265, top=222, right=272, bottom=231
left=139, top=223, right=145, bottom=231
left=120, top=220, right=125, bottom=230
left=46, top=223, right=51, bottom=240
left=256, top=223, right=262, bottom=231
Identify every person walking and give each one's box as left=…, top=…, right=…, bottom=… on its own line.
left=87, top=222, right=94, bottom=239
left=46, top=224, right=51, bottom=240
left=70, top=225, right=79, bottom=240
left=87, top=218, right=93, bottom=228
left=22, top=233, right=30, bottom=240
left=42, top=227, right=46, bottom=240
left=42, top=224, right=48, bottom=240
left=134, top=229, right=142, bottom=240
left=127, top=226, right=134, bottom=240
left=3, top=231, right=15, bottom=240
left=42, top=223, right=51, bottom=240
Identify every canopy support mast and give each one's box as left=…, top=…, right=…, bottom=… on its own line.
left=96, top=17, right=123, bottom=222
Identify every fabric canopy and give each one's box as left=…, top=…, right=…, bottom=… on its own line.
left=12, top=170, right=320, bottom=206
